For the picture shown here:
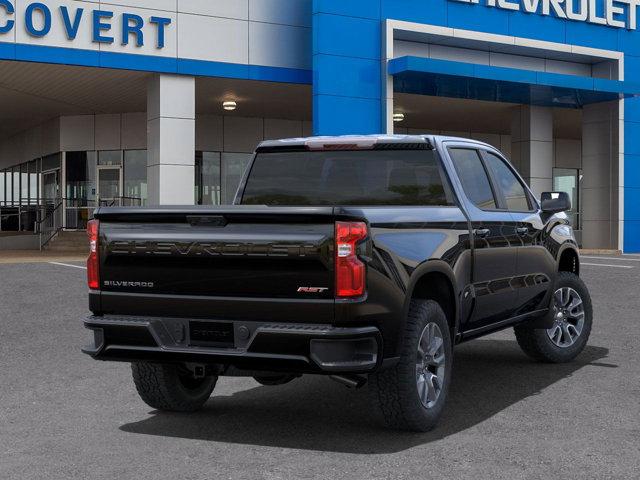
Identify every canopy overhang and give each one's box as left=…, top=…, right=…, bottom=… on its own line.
left=389, top=56, right=640, bottom=108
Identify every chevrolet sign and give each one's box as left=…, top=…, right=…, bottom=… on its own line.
left=450, top=0, right=640, bottom=30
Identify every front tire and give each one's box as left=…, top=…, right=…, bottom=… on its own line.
left=515, top=271, right=593, bottom=363
left=131, top=362, right=217, bottom=412
left=368, top=300, right=453, bottom=432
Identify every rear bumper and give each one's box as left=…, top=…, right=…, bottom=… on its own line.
left=82, top=315, right=382, bottom=374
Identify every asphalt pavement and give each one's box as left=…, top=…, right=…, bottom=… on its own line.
left=1, top=256, right=639, bottom=479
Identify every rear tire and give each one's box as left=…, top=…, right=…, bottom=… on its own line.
left=515, top=271, right=592, bottom=363
left=131, top=362, right=217, bottom=412
left=368, top=300, right=453, bottom=432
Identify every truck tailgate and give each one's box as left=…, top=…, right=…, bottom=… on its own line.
left=92, top=206, right=337, bottom=320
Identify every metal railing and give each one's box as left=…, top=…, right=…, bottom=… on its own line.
left=0, top=208, right=19, bottom=231
left=65, top=198, right=97, bottom=231
left=64, top=196, right=143, bottom=230
left=98, top=196, right=144, bottom=207
left=3, top=196, right=143, bottom=248
left=0, top=199, right=46, bottom=232
left=34, top=199, right=64, bottom=250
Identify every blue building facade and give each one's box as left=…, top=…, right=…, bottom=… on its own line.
left=312, top=0, right=640, bottom=252
left=0, top=0, right=637, bottom=251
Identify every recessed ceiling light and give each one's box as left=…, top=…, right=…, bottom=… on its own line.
left=223, top=101, right=237, bottom=111
left=393, top=113, right=405, bottom=122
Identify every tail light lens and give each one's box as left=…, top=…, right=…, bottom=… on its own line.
left=87, top=219, right=100, bottom=290
left=335, top=221, right=367, bottom=297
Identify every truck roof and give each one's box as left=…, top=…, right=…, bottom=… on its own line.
left=256, top=134, right=493, bottom=151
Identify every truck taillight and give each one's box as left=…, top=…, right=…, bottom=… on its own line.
left=335, top=221, right=367, bottom=297
left=87, top=219, right=99, bottom=290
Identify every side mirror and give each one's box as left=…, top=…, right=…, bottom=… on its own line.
left=541, top=191, right=571, bottom=214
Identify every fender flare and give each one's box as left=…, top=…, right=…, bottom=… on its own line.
left=556, top=241, right=580, bottom=275
left=524, top=241, right=580, bottom=330
left=398, top=259, right=461, bottom=350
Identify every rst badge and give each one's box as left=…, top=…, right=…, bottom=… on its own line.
left=297, top=287, right=329, bottom=293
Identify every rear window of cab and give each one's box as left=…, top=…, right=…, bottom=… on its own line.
left=241, top=150, right=455, bottom=206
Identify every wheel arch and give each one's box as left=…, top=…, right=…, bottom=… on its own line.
left=402, top=260, right=459, bottom=347
left=557, top=244, right=580, bottom=276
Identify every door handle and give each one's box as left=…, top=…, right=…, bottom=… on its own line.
left=516, top=227, right=529, bottom=236
left=474, top=228, right=490, bottom=238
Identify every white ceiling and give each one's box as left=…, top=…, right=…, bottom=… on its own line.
left=196, top=77, right=311, bottom=120
left=395, top=94, right=582, bottom=139
left=0, top=60, right=580, bottom=142
left=0, top=60, right=148, bottom=139
left=0, top=60, right=312, bottom=141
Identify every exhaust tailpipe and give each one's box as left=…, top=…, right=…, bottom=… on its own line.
left=329, top=374, right=367, bottom=389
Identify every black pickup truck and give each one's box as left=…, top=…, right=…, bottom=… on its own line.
left=82, top=135, right=592, bottom=431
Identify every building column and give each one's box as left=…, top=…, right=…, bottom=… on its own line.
left=147, top=74, right=195, bottom=205
left=311, top=4, right=383, bottom=136
left=510, top=105, right=554, bottom=199
left=581, top=102, right=618, bottom=250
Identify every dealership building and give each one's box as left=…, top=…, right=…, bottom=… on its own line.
left=0, top=0, right=639, bottom=251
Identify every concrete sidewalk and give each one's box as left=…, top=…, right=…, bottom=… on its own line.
left=0, top=250, right=86, bottom=264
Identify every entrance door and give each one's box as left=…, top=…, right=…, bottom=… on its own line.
left=97, top=166, right=122, bottom=206
left=553, top=168, right=581, bottom=231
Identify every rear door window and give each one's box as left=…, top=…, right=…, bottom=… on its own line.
left=448, top=148, right=497, bottom=210
left=241, top=149, right=454, bottom=206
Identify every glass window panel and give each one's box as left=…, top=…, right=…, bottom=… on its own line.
left=242, top=150, right=452, bottom=206
left=20, top=164, right=28, bottom=204
left=195, top=152, right=202, bottom=203
left=449, top=149, right=497, bottom=210
left=124, top=150, right=147, bottom=205
left=28, top=160, right=38, bottom=204
left=42, top=170, right=60, bottom=201
left=41, top=153, right=61, bottom=172
left=98, top=150, right=122, bottom=166
left=553, top=168, right=581, bottom=229
left=98, top=168, right=121, bottom=201
left=13, top=169, right=20, bottom=202
left=222, top=153, right=252, bottom=204
left=65, top=151, right=97, bottom=205
left=87, top=152, right=96, bottom=202
left=6, top=169, right=13, bottom=205
left=484, top=152, right=531, bottom=211
left=0, top=171, right=5, bottom=204
left=196, top=152, right=221, bottom=205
